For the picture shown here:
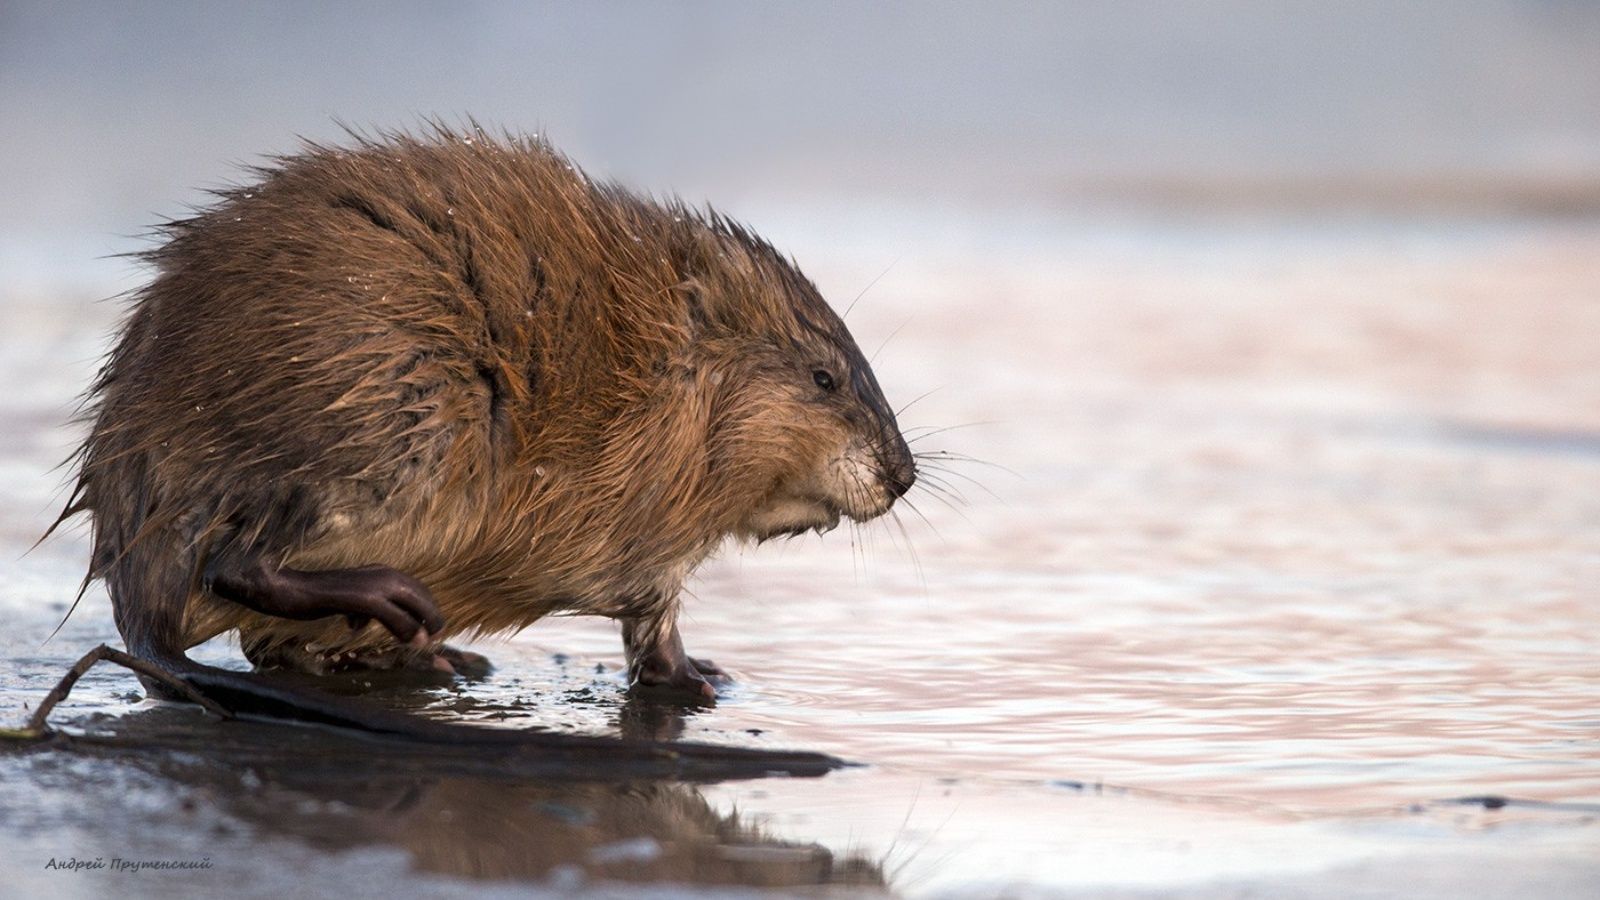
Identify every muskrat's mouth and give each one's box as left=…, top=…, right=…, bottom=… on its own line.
left=741, top=494, right=843, bottom=542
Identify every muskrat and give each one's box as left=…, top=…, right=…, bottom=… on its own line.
left=52, top=126, right=915, bottom=736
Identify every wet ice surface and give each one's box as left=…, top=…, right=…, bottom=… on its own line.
left=2, top=208, right=1598, bottom=897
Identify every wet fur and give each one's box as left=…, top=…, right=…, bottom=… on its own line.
left=58, top=126, right=912, bottom=679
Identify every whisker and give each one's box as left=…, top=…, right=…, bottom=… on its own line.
left=846, top=464, right=875, bottom=575
left=905, top=422, right=997, bottom=443
left=909, top=485, right=975, bottom=524
left=917, top=461, right=1012, bottom=495
left=921, top=464, right=1005, bottom=503
left=879, top=505, right=905, bottom=554
left=914, top=469, right=972, bottom=505
left=914, top=448, right=996, bottom=463
left=842, top=256, right=900, bottom=320
left=888, top=507, right=927, bottom=589
left=849, top=517, right=863, bottom=583
left=914, top=449, right=1019, bottom=478
left=899, top=493, right=953, bottom=535
left=870, top=315, right=913, bottom=365
left=895, top=387, right=943, bottom=419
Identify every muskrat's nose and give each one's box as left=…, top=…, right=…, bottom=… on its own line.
left=883, top=457, right=917, bottom=499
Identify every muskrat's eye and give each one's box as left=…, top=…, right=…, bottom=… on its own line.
left=812, top=369, right=837, bottom=392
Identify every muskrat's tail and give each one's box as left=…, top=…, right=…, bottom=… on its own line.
left=130, top=648, right=494, bottom=741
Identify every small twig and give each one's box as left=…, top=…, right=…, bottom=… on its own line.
left=20, top=644, right=232, bottom=736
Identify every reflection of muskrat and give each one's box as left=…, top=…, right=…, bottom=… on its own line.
left=55, top=126, right=915, bottom=732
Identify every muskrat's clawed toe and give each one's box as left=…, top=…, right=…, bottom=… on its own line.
left=328, top=567, right=446, bottom=646
left=688, top=656, right=732, bottom=687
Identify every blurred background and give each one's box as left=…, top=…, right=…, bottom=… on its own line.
left=2, top=3, right=1598, bottom=897
left=4, top=1, right=1600, bottom=297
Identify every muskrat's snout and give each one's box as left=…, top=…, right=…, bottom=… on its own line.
left=836, top=351, right=916, bottom=521
left=879, top=432, right=917, bottom=501
left=841, top=414, right=916, bottom=522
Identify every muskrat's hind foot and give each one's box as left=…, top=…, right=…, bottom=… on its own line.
left=206, top=557, right=445, bottom=643
left=432, top=644, right=494, bottom=678
left=245, top=637, right=492, bottom=678
left=333, top=643, right=491, bottom=677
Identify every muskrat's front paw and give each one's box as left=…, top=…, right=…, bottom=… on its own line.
left=631, top=666, right=718, bottom=703
left=688, top=656, right=732, bottom=687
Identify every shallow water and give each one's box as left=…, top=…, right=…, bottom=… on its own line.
left=2, top=207, right=1597, bottom=897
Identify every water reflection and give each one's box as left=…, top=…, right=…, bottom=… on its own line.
left=23, top=705, right=883, bottom=891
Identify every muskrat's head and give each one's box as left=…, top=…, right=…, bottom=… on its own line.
left=683, top=221, right=917, bottom=542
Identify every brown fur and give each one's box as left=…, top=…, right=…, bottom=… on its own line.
left=60, top=125, right=913, bottom=678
